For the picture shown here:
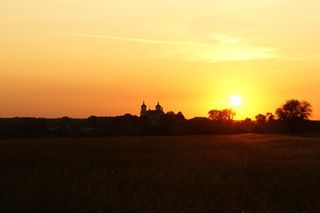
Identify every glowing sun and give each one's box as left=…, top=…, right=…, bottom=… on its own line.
left=230, top=96, right=242, bottom=107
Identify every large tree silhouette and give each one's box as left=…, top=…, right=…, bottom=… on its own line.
left=208, top=109, right=235, bottom=121
left=255, top=114, right=266, bottom=124
left=276, top=99, right=312, bottom=135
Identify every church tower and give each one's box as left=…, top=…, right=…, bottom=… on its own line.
left=156, top=102, right=163, bottom=112
left=140, top=101, right=164, bottom=119
left=140, top=101, right=147, bottom=116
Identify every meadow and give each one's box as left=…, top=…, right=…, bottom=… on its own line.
left=1, top=134, right=320, bottom=212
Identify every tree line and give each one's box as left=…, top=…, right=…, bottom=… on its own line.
left=0, top=99, right=319, bottom=138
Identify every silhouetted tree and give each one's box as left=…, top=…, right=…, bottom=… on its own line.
left=255, top=114, right=266, bottom=125
left=276, top=99, right=312, bottom=135
left=266, top=112, right=275, bottom=122
left=208, top=109, right=235, bottom=121
left=254, top=112, right=277, bottom=133
left=187, top=117, right=214, bottom=134
left=158, top=111, right=186, bottom=135
left=176, top=112, right=185, bottom=120
left=166, top=111, right=175, bottom=116
left=243, top=118, right=253, bottom=124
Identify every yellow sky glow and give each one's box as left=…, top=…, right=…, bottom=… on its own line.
left=1, top=0, right=320, bottom=119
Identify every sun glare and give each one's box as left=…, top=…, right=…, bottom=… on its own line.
left=230, top=96, right=242, bottom=107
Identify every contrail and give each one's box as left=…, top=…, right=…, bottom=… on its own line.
left=8, top=27, right=280, bottom=62
left=29, top=28, right=200, bottom=46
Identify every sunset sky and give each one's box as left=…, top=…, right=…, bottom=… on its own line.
left=1, top=0, right=320, bottom=119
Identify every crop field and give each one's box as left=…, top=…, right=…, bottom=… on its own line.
left=1, top=134, right=320, bottom=212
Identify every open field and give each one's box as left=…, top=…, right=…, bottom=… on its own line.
left=1, top=134, right=320, bottom=212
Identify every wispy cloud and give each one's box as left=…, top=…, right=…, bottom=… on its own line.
left=160, top=33, right=279, bottom=62
left=19, top=28, right=279, bottom=63
left=29, top=29, right=198, bottom=45
left=208, top=34, right=242, bottom=44
left=169, top=45, right=278, bottom=63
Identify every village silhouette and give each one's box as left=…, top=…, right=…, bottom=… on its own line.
left=0, top=99, right=319, bottom=138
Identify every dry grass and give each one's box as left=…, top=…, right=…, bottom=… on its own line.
left=1, top=134, right=320, bottom=212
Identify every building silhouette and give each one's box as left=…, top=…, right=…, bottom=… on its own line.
left=140, top=101, right=165, bottom=120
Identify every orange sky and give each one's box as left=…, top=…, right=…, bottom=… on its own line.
left=1, top=0, right=320, bottom=119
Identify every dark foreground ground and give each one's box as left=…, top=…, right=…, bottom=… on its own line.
left=1, top=134, right=320, bottom=212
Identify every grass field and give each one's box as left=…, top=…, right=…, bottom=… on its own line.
left=1, top=134, right=320, bottom=212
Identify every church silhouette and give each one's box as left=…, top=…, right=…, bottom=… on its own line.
left=140, top=101, right=165, bottom=120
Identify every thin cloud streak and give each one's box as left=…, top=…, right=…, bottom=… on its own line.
left=30, top=28, right=199, bottom=46
left=17, top=28, right=279, bottom=62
